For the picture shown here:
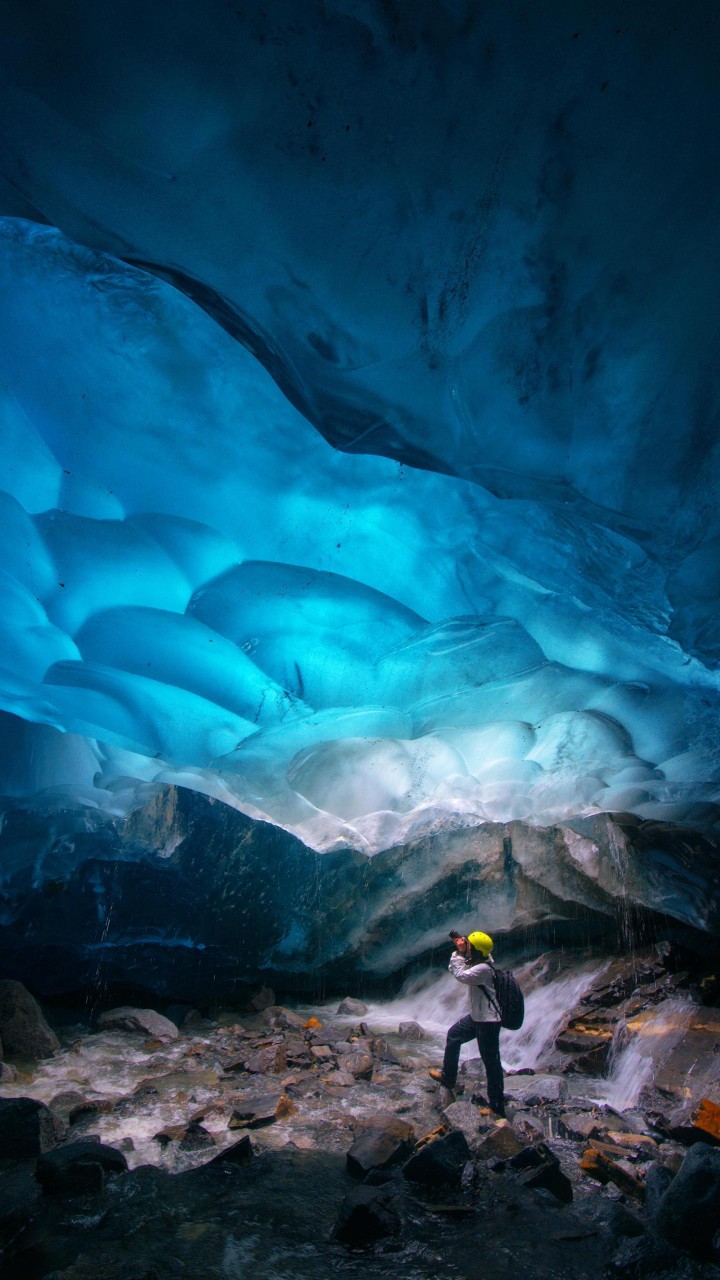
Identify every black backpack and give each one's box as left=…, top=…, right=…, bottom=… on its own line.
left=487, top=959, right=525, bottom=1030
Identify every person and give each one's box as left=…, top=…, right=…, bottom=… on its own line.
left=429, top=929, right=505, bottom=1116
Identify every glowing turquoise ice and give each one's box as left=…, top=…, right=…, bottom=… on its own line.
left=0, top=219, right=717, bottom=850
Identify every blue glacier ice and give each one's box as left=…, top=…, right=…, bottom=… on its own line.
left=0, top=1, right=718, bottom=880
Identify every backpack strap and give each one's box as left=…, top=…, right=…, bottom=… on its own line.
left=482, top=956, right=503, bottom=1021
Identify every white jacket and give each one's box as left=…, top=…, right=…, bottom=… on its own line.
left=448, top=952, right=500, bottom=1023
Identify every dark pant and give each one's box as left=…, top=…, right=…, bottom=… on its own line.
left=441, top=1015, right=505, bottom=1113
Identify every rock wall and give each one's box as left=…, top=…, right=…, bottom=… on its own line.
left=0, top=786, right=715, bottom=1001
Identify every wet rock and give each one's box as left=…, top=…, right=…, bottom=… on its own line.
left=262, top=1005, right=306, bottom=1030
left=0, top=1163, right=42, bottom=1235
left=605, top=1130, right=659, bottom=1160
left=325, top=1069, right=355, bottom=1087
left=336, top=998, right=368, bottom=1016
left=250, top=984, right=275, bottom=1011
left=205, top=1134, right=253, bottom=1167
left=0, top=979, right=60, bottom=1059
left=558, top=1111, right=606, bottom=1141
left=608, top=1235, right=685, bottom=1278
left=310, top=1044, right=335, bottom=1062
left=504, top=1073, right=568, bottom=1106
left=346, top=1117, right=415, bottom=1179
left=581, top=1198, right=645, bottom=1239
left=341, top=1051, right=374, bottom=1079
left=510, top=1144, right=573, bottom=1203
left=644, top=1161, right=675, bottom=1218
left=398, top=1020, right=426, bottom=1039
left=96, top=1006, right=179, bottom=1041
left=229, top=1096, right=280, bottom=1128
left=274, top=1093, right=297, bottom=1119
left=441, top=1101, right=485, bottom=1146
left=403, top=1128, right=471, bottom=1185
left=243, top=1041, right=287, bottom=1074
left=580, top=1145, right=646, bottom=1201
left=69, top=1097, right=116, bottom=1125
left=661, top=1097, right=720, bottom=1147
left=475, top=1120, right=526, bottom=1162
left=657, top=1142, right=720, bottom=1255
left=179, top=1122, right=215, bottom=1152
left=36, top=1139, right=128, bottom=1194
left=333, top=1183, right=401, bottom=1247
left=0, top=1061, right=17, bottom=1082
left=0, top=1096, right=65, bottom=1157
left=512, top=1112, right=545, bottom=1144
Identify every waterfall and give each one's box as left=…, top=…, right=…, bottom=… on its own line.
left=601, top=996, right=695, bottom=1111
left=500, top=958, right=611, bottom=1072
left=333, top=955, right=611, bottom=1072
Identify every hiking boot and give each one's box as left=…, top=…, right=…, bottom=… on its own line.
left=428, top=1068, right=453, bottom=1087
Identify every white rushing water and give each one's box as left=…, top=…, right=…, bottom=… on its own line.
left=599, top=996, right=696, bottom=1112
left=324, top=955, right=611, bottom=1074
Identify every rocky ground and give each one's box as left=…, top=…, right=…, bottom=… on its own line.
left=1, top=947, right=720, bottom=1280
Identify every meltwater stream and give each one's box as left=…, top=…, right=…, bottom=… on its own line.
left=334, top=957, right=612, bottom=1074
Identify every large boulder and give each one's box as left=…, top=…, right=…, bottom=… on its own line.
left=336, top=997, right=368, bottom=1017
left=0, top=1097, right=65, bottom=1157
left=96, top=1006, right=178, bottom=1041
left=347, top=1117, right=415, bottom=1179
left=333, top=1185, right=400, bottom=1247
left=403, top=1129, right=470, bottom=1185
left=36, top=1140, right=128, bottom=1194
left=657, top=1142, right=720, bottom=1256
left=0, top=980, right=59, bottom=1059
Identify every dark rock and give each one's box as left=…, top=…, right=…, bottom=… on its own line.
left=205, top=1134, right=253, bottom=1167
left=0, top=1163, right=42, bottom=1234
left=179, top=1121, right=215, bottom=1152
left=36, top=1139, right=128, bottom=1194
left=243, top=1042, right=287, bottom=1074
left=341, top=1051, right=374, bottom=1079
left=644, top=1161, right=674, bottom=1218
left=657, top=1142, right=720, bottom=1255
left=441, top=1101, right=485, bottom=1145
left=249, top=985, right=275, bottom=1011
left=0, top=1096, right=65, bottom=1157
left=229, top=1098, right=278, bottom=1129
left=607, top=1235, right=685, bottom=1277
left=262, top=1005, right=306, bottom=1030
left=0, top=1061, right=17, bottom=1082
left=662, top=1097, right=720, bottom=1147
left=398, top=1020, right=426, bottom=1039
left=558, top=1111, right=605, bottom=1141
left=475, top=1120, right=525, bottom=1161
left=403, top=1129, right=471, bottom=1185
left=333, top=1184, right=400, bottom=1247
left=0, top=980, right=60, bottom=1059
left=336, top=997, right=368, bottom=1016
left=96, top=1006, right=179, bottom=1040
left=347, top=1120, right=414, bottom=1178
left=49, top=1089, right=88, bottom=1120
left=516, top=1157, right=573, bottom=1203
left=581, top=1198, right=645, bottom=1238
left=69, top=1097, right=115, bottom=1124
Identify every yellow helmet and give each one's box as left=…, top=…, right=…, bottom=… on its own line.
left=467, top=931, right=493, bottom=956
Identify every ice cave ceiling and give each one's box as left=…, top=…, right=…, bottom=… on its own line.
left=0, top=0, right=718, bottom=858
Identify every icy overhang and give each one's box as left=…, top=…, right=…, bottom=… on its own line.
left=0, top=2, right=718, bottom=852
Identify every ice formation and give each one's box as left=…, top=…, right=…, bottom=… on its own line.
left=0, top=2, right=718, bottom=857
